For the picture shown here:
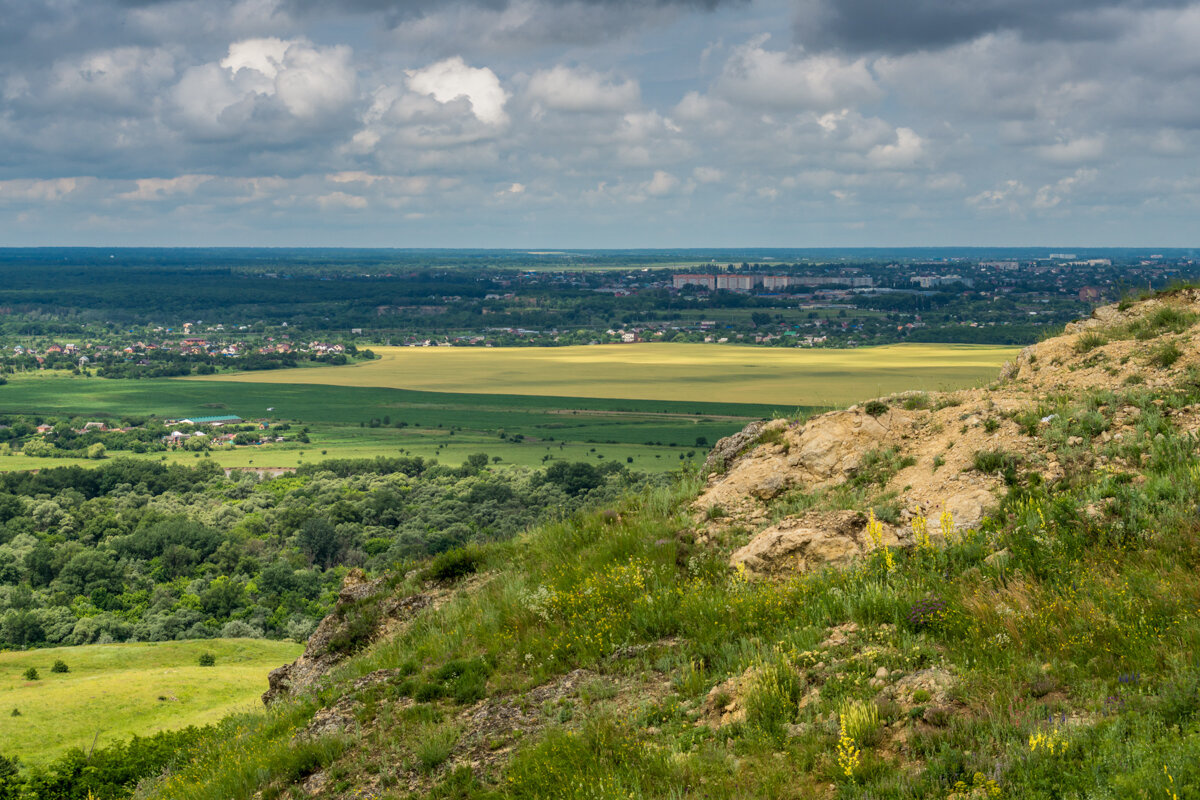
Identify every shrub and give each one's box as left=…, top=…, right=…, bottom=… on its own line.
left=322, top=601, right=383, bottom=657
left=863, top=400, right=889, bottom=417
left=1149, top=341, right=1182, bottom=369
left=1159, top=670, right=1200, bottom=726
left=50, top=660, right=68, bottom=674
left=1075, top=331, right=1108, bottom=353
left=414, top=724, right=460, bottom=772
left=426, top=545, right=482, bottom=583
left=852, top=447, right=916, bottom=488
left=983, top=418, right=1000, bottom=433
left=198, top=653, right=215, bottom=667
left=973, top=449, right=1019, bottom=475
left=22, top=668, right=38, bottom=681
left=418, top=657, right=492, bottom=705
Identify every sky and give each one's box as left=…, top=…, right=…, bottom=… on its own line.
left=0, top=0, right=1198, bottom=247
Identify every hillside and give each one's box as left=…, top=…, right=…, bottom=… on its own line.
left=43, top=292, right=1200, bottom=798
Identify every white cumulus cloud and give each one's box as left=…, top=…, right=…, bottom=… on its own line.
left=407, top=57, right=509, bottom=125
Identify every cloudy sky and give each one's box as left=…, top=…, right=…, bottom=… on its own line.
left=1, top=0, right=1198, bottom=247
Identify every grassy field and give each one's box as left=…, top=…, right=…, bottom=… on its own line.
left=0, top=375, right=779, bottom=472
left=0, top=344, right=1013, bottom=471
left=0, top=638, right=301, bottom=765
left=187, top=343, right=1017, bottom=406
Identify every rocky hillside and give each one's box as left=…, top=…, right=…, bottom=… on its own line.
left=691, top=288, right=1200, bottom=582
left=138, top=291, right=1200, bottom=800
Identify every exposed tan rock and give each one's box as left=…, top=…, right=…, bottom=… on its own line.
left=942, top=488, right=994, bottom=531
left=729, top=511, right=903, bottom=576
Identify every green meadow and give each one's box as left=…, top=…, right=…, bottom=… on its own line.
left=0, top=639, right=302, bottom=765
left=0, top=374, right=785, bottom=472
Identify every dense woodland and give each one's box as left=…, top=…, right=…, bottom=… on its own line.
left=0, top=457, right=648, bottom=649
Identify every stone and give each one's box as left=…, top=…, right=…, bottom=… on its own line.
left=703, top=419, right=769, bottom=475
left=875, top=667, right=889, bottom=679
left=941, top=488, right=994, bottom=531
left=729, top=511, right=899, bottom=577
left=750, top=473, right=787, bottom=501
left=263, top=571, right=430, bottom=705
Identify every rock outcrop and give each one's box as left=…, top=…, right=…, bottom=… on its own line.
left=729, top=511, right=901, bottom=577
left=703, top=419, right=768, bottom=475
left=263, top=569, right=430, bottom=704
left=697, top=291, right=1200, bottom=577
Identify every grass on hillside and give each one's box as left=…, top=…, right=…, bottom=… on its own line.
left=137, top=375, right=1200, bottom=799
left=187, top=343, right=1017, bottom=406
left=0, top=638, right=301, bottom=764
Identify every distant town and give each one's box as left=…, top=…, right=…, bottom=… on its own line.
left=0, top=250, right=1196, bottom=370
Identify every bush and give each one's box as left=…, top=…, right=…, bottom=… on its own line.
left=1149, top=341, right=1182, bottom=369
left=1075, top=331, right=1108, bottom=353
left=863, top=400, right=889, bottom=417
left=198, top=653, right=215, bottom=667
left=417, top=657, right=492, bottom=705
left=426, top=545, right=482, bottom=583
left=973, top=449, right=1019, bottom=475
left=414, top=724, right=460, bottom=772
left=1159, top=669, right=1200, bottom=726
left=22, top=667, right=38, bottom=681
left=322, top=600, right=383, bottom=657
left=50, top=660, right=68, bottom=674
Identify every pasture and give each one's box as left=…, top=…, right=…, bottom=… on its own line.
left=0, top=343, right=1014, bottom=471
left=0, top=375, right=777, bottom=472
left=188, top=342, right=1017, bottom=406
left=0, top=638, right=301, bottom=764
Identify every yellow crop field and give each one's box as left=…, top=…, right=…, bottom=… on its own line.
left=0, top=638, right=301, bottom=764
left=190, top=343, right=1018, bottom=407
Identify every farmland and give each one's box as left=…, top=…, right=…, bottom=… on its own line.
left=0, top=374, right=782, bottom=472
left=0, top=639, right=302, bottom=764
left=190, top=342, right=1018, bottom=406
left=0, top=343, right=1015, bottom=471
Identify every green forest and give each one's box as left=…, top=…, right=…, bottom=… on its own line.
left=0, top=457, right=650, bottom=650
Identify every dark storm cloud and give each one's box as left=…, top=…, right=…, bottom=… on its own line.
left=795, top=0, right=1195, bottom=53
